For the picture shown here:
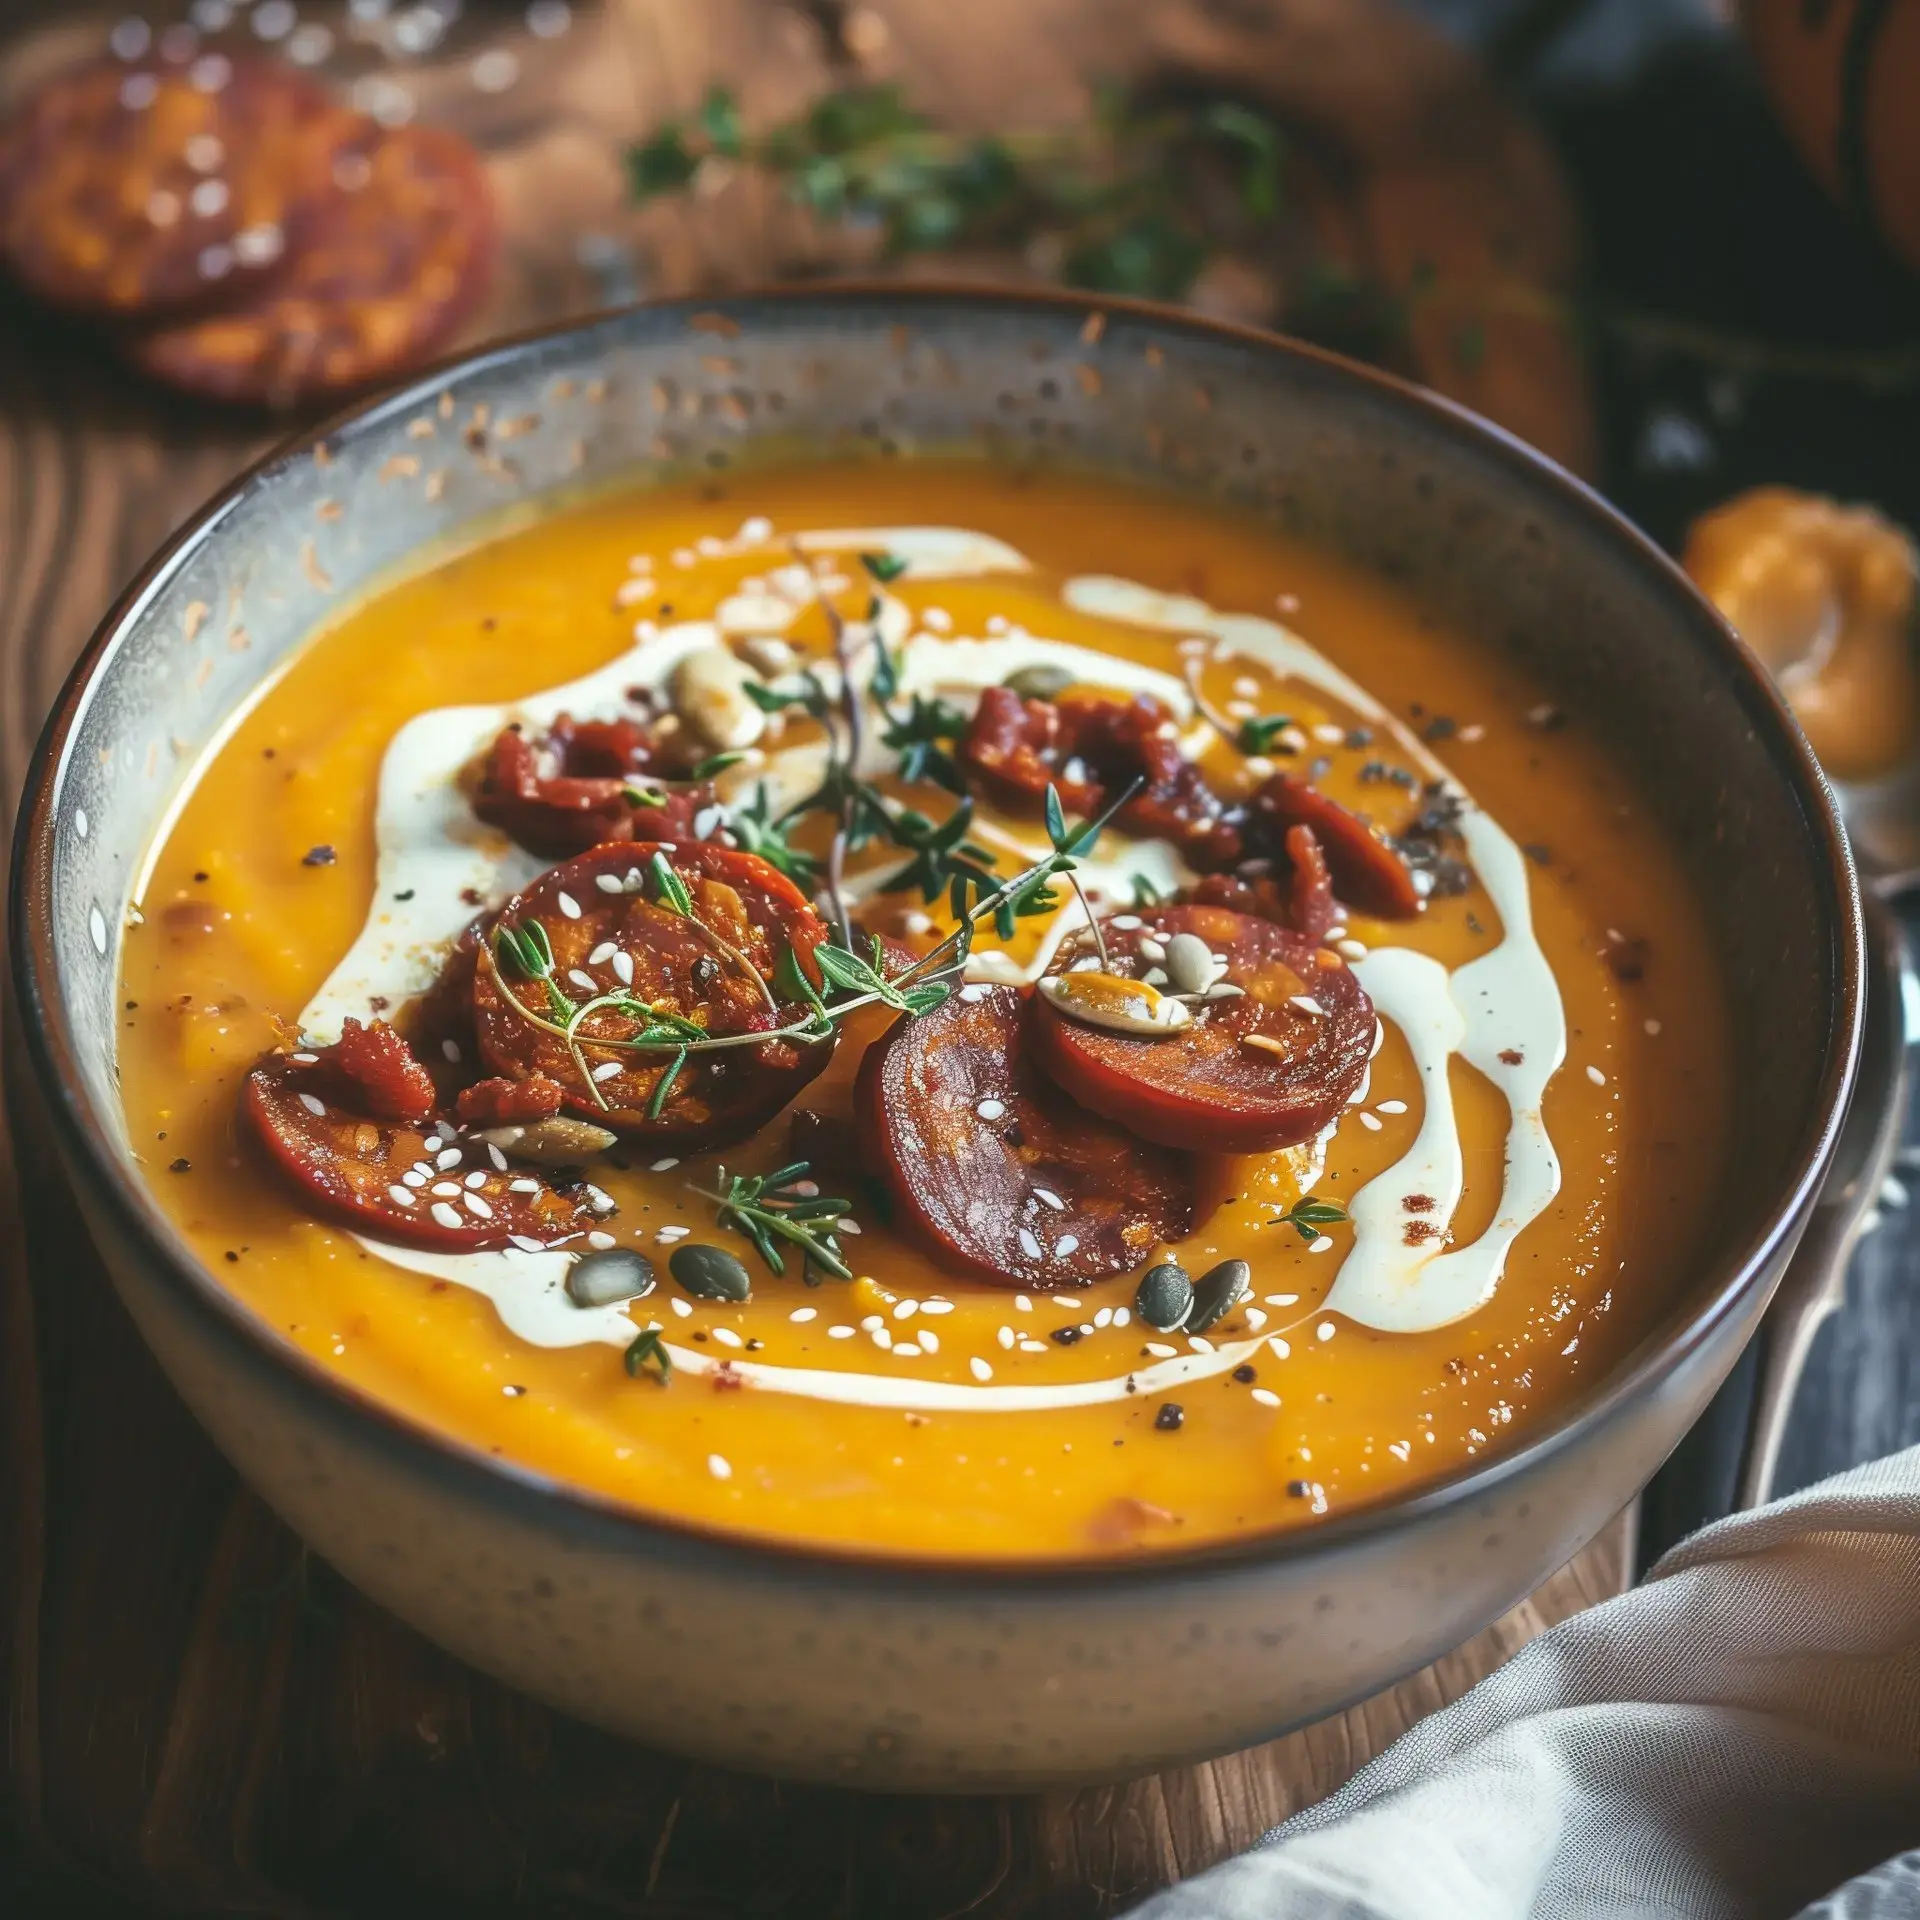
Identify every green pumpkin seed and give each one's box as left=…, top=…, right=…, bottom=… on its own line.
left=1186, top=1258, right=1251, bottom=1333
left=566, top=1247, right=656, bottom=1309
left=1003, top=663, right=1076, bottom=701
left=670, top=1241, right=752, bottom=1302
left=1134, top=1260, right=1193, bottom=1332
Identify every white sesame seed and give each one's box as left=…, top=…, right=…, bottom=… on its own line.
left=893, top=1341, right=923, bottom=1358
left=486, top=1144, right=509, bottom=1171
left=586, top=1185, right=615, bottom=1214
left=1309, top=1235, right=1335, bottom=1253
left=509, top=1234, right=546, bottom=1253
left=1138, top=937, right=1167, bottom=963
left=919, top=1330, right=939, bottom=1352
left=1051, top=1294, right=1077, bottom=1309
left=976, top=1098, right=1007, bottom=1120
left=998, top=1325, right=1015, bottom=1350
left=1114, top=1307, right=1131, bottom=1328
left=860, top=1315, right=884, bottom=1331
left=441, top=1038, right=462, bottom=1063
left=1188, top=1334, right=1215, bottom=1353
left=431, top=1182, right=460, bottom=1198
left=1144, top=1341, right=1177, bottom=1358
left=508, top=1178, right=539, bottom=1194
left=1316, top=1321, right=1336, bottom=1341
left=1055, top=1234, right=1080, bottom=1257
left=556, top=892, right=582, bottom=919
left=650, top=1157, right=680, bottom=1172
left=958, top=984, right=991, bottom=1002
left=464, top=1192, right=494, bottom=1219
left=297, top=1092, right=326, bottom=1116
left=924, top=607, right=953, bottom=631
left=1110, top=914, right=1144, bottom=931
left=388, top=1185, right=416, bottom=1206
left=1251, top=1388, right=1281, bottom=1409
left=671, top=1297, right=693, bottom=1317
left=1586, top=1064, right=1607, bottom=1086
left=1377, top=1100, right=1408, bottom=1114
left=693, top=806, right=724, bottom=841
left=591, top=1060, right=623, bottom=1082
left=612, top=951, right=635, bottom=986
left=431, top=1203, right=463, bottom=1230
left=1093, top=1306, right=1113, bottom=1328
left=460, top=1170, right=483, bottom=1189
left=588, top=941, right=618, bottom=964
left=1290, top=995, right=1326, bottom=1016
left=1019, top=1338, right=1048, bottom=1353
left=969, top=1357, right=993, bottom=1382
left=594, top=873, right=625, bottom=895
left=402, top=1170, right=428, bottom=1188
left=1033, top=1187, right=1066, bottom=1210
left=840, top=1220, right=863, bottom=1235
left=708, top=1453, right=732, bottom=1480
left=1245, top=1307, right=1268, bottom=1330
left=1017, top=1227, right=1042, bottom=1259
left=291, top=1050, right=316, bottom=1064
left=828, top=1325, right=855, bottom=1339
left=1015, top=1295, right=1032, bottom=1312
left=1266, top=1293, right=1299, bottom=1306
left=1359, top=1112, right=1383, bottom=1132
left=920, top=1299, right=954, bottom=1314
left=893, top=1299, right=918, bottom=1319
left=657, top=1225, right=690, bottom=1243
left=871, top=1328, right=893, bottom=1349
left=791, top=1307, right=818, bottom=1323
left=712, top=1327, right=743, bottom=1348
left=587, top=1229, right=618, bottom=1250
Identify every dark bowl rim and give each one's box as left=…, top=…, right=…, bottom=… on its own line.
left=9, top=282, right=1865, bottom=1593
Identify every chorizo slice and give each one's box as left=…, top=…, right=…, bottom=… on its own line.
left=471, top=841, right=833, bottom=1149
left=1027, top=905, right=1374, bottom=1153
left=855, top=983, right=1197, bottom=1287
left=242, top=1047, right=592, bottom=1252
left=1248, top=774, right=1420, bottom=919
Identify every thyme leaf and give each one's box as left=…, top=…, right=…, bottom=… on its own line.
left=648, top=851, right=695, bottom=918
left=691, top=1161, right=855, bottom=1280
left=1275, top=1196, right=1349, bottom=1244
left=624, top=1327, right=674, bottom=1383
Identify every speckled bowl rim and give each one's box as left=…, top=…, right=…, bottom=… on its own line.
left=10, top=284, right=1865, bottom=1593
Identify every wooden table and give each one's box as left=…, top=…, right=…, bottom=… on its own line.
left=0, top=4, right=1630, bottom=1912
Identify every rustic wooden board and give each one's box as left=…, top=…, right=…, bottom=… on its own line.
left=0, top=5, right=1619, bottom=1912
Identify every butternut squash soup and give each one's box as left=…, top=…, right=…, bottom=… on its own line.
left=119, top=464, right=1731, bottom=1560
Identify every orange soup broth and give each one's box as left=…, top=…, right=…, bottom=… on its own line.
left=119, top=462, right=1731, bottom=1560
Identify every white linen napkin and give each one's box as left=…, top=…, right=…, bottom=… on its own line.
left=1133, top=1445, right=1920, bottom=1919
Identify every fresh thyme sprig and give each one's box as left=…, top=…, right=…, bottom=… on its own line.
left=624, top=1326, right=674, bottom=1382
left=879, top=796, right=999, bottom=904
left=730, top=782, right=821, bottom=887
left=690, top=1160, right=855, bottom=1281
left=1274, top=1197, right=1349, bottom=1244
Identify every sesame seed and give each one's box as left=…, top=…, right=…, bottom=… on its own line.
left=1359, top=1112, right=1383, bottom=1132
left=464, top=1193, right=494, bottom=1219
left=1309, top=1235, right=1335, bottom=1253
left=508, top=1234, right=546, bottom=1253
left=791, top=1307, right=817, bottom=1322
left=1290, top=995, right=1326, bottom=1016
left=487, top=1144, right=509, bottom=1171
left=976, top=1098, right=1007, bottom=1120
left=1316, top=1321, right=1336, bottom=1341
left=1245, top=1307, right=1268, bottom=1330
left=589, top=1228, right=620, bottom=1249
left=1019, top=1338, right=1048, bottom=1353
left=388, top=1185, right=416, bottom=1206
left=612, top=951, right=635, bottom=986
left=585, top=1185, right=615, bottom=1213
left=461, top=1170, right=484, bottom=1189
left=1114, top=1307, right=1131, bottom=1328
left=871, top=1329, right=893, bottom=1349
left=1015, top=1295, right=1032, bottom=1312
left=508, top=1178, right=539, bottom=1194
left=591, top=1060, right=623, bottom=1082
left=997, top=1325, right=1015, bottom=1349
left=1188, top=1334, right=1215, bottom=1353
left=291, top=1051, right=316, bottom=1064
left=893, top=1341, right=923, bottom=1358
left=671, top=1297, right=693, bottom=1317
left=1111, top=914, right=1144, bottom=930
left=1378, top=1100, right=1408, bottom=1114
left=1033, top=1187, right=1066, bottom=1210
left=920, top=1299, right=954, bottom=1314
left=431, top=1182, right=460, bottom=1197
left=657, top=1225, right=690, bottom=1242
left=556, top=892, right=582, bottom=919
left=588, top=940, right=618, bottom=964
left=650, top=1157, right=680, bottom=1172
left=436, top=1149, right=461, bottom=1170
left=402, top=1170, right=428, bottom=1188
left=442, top=1038, right=462, bottom=1063
left=919, top=1330, right=940, bottom=1353
left=1093, top=1307, right=1113, bottom=1328
left=298, top=1092, right=326, bottom=1116
left=1051, top=1294, right=1077, bottom=1309
left=431, top=1203, right=463, bottom=1229
left=860, top=1314, right=884, bottom=1331
left=1017, top=1227, right=1042, bottom=1259
left=708, top=1454, right=732, bottom=1480
left=594, top=873, right=624, bottom=895
left=1266, top=1293, right=1299, bottom=1306
left=840, top=1220, right=864, bottom=1236
left=969, top=1357, right=993, bottom=1382
left=959, top=984, right=991, bottom=1002
left=1055, top=1234, right=1080, bottom=1257
left=1251, top=1388, right=1281, bottom=1409
left=712, top=1327, right=743, bottom=1348
left=1586, top=1064, right=1607, bottom=1086
left=828, top=1325, right=855, bottom=1339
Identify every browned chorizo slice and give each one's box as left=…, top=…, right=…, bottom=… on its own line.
left=0, top=58, right=346, bottom=316
left=242, top=1050, right=593, bottom=1252
left=1248, top=774, right=1420, bottom=918
left=855, top=984, right=1197, bottom=1287
left=471, top=841, right=833, bottom=1149
left=1027, top=905, right=1374, bottom=1153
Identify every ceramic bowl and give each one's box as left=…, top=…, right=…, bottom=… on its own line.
left=10, top=290, right=1862, bottom=1789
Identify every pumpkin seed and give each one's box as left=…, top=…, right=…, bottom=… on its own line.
left=1186, top=1258, right=1251, bottom=1333
left=670, top=1241, right=752, bottom=1302
left=1134, top=1260, right=1194, bottom=1332
left=1037, top=971, right=1191, bottom=1037
left=491, top=1115, right=619, bottom=1165
left=1162, top=931, right=1219, bottom=996
left=1003, top=663, right=1076, bottom=700
left=567, top=1247, right=656, bottom=1309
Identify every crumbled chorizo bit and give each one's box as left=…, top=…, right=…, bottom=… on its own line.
left=325, top=1016, right=437, bottom=1122
left=456, top=1074, right=566, bottom=1127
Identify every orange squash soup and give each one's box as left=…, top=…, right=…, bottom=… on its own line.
left=119, top=463, right=1730, bottom=1560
